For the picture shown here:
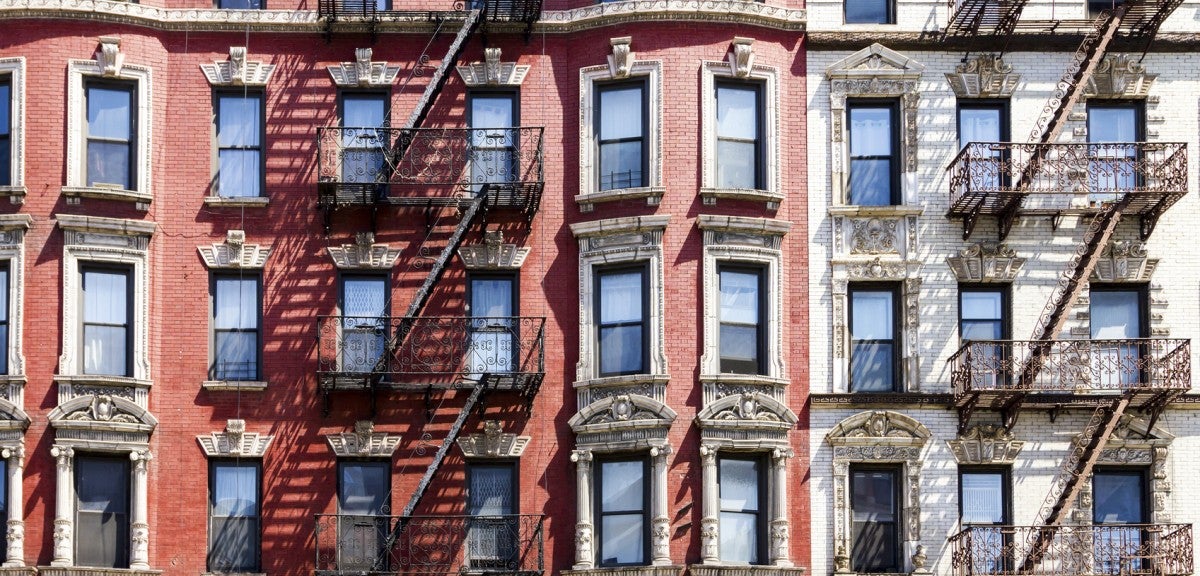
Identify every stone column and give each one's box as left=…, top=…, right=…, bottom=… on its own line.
left=770, top=448, right=794, bottom=567
left=699, top=443, right=719, bottom=564
left=650, top=444, right=672, bottom=565
left=129, top=449, right=153, bottom=570
left=49, top=446, right=73, bottom=567
left=1, top=445, right=22, bottom=567
left=571, top=449, right=594, bottom=570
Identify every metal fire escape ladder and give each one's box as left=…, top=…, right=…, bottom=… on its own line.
left=402, top=9, right=482, bottom=137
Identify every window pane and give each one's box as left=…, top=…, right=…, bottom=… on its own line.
left=961, top=472, right=1005, bottom=524
left=720, top=512, right=758, bottom=564
left=84, top=325, right=126, bottom=375
left=0, top=266, right=8, bottom=323
left=962, top=291, right=1002, bottom=321
left=0, top=83, right=9, bottom=136
left=600, top=514, right=643, bottom=565
left=468, top=465, right=515, bottom=516
left=213, top=463, right=258, bottom=517
left=851, top=291, right=892, bottom=340
left=215, top=332, right=256, bottom=380
left=599, top=86, right=643, bottom=141
left=218, top=95, right=261, bottom=147
left=599, top=272, right=643, bottom=324
left=599, top=141, right=643, bottom=190
left=849, top=107, right=892, bottom=156
left=1094, top=472, right=1144, bottom=524
left=961, top=321, right=1002, bottom=341
left=210, top=517, right=256, bottom=570
left=339, top=462, right=389, bottom=515
left=343, top=94, right=386, bottom=128
left=0, top=138, right=9, bottom=187
left=219, top=0, right=263, bottom=8
left=87, top=86, right=132, bottom=140
left=471, top=96, right=514, bottom=130
left=215, top=278, right=258, bottom=329
left=1090, top=291, right=1141, bottom=339
left=852, top=469, right=897, bottom=572
left=719, top=459, right=759, bottom=511
left=470, top=278, right=513, bottom=318
left=852, top=470, right=895, bottom=521
left=716, top=140, right=756, bottom=189
left=86, top=141, right=131, bottom=189
left=599, top=325, right=643, bottom=375
left=716, top=85, right=757, bottom=141
left=852, top=520, right=897, bottom=571
left=851, top=342, right=893, bottom=392
left=77, top=457, right=130, bottom=568
left=600, top=460, right=644, bottom=512
left=720, top=270, right=759, bottom=325
left=342, top=278, right=387, bottom=318
left=720, top=325, right=759, bottom=365
left=845, top=0, right=890, bottom=22
left=849, top=158, right=892, bottom=206
left=1088, top=107, right=1138, bottom=143
left=219, top=150, right=261, bottom=197
left=959, top=108, right=1003, bottom=147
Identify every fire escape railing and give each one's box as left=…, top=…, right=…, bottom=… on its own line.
left=315, top=514, right=546, bottom=576
left=950, top=524, right=1194, bottom=576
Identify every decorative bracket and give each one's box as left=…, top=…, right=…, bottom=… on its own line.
left=96, top=37, right=123, bottom=77
left=458, top=231, right=530, bottom=269
left=327, top=48, right=401, bottom=87
left=198, top=229, right=272, bottom=269
left=201, top=47, right=276, bottom=86
left=326, top=231, right=401, bottom=270
left=727, top=37, right=755, bottom=78
left=197, top=419, right=274, bottom=457
left=608, top=37, right=634, bottom=79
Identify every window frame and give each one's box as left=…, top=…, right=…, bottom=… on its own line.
left=594, top=79, right=650, bottom=192
left=83, top=78, right=137, bottom=191
left=213, top=89, right=266, bottom=198
left=849, top=463, right=903, bottom=573
left=0, top=261, right=9, bottom=376
left=848, top=283, right=902, bottom=392
left=846, top=99, right=901, bottom=206
left=958, top=466, right=1012, bottom=525
left=1088, top=283, right=1148, bottom=337
left=1092, top=466, right=1150, bottom=524
left=210, top=272, right=263, bottom=382
left=717, top=454, right=768, bottom=565
left=844, top=0, right=895, bottom=24
left=0, top=75, right=9, bottom=187
left=956, top=99, right=1011, bottom=146
left=336, top=459, right=393, bottom=515
left=718, top=263, right=767, bottom=375
left=958, top=284, right=1011, bottom=342
left=79, top=263, right=134, bottom=378
left=74, top=453, right=132, bottom=569
left=207, top=459, right=263, bottom=573
left=713, top=79, right=765, bottom=191
left=338, top=90, right=391, bottom=129
left=594, top=455, right=651, bottom=567
left=594, top=264, right=651, bottom=378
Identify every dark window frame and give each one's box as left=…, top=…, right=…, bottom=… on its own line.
left=956, top=99, right=1011, bottom=144
left=84, top=78, right=137, bottom=190
left=467, top=272, right=519, bottom=318
left=464, top=460, right=521, bottom=568
left=718, top=263, right=767, bottom=375
left=216, top=0, right=265, bottom=8
left=0, top=75, right=10, bottom=187
left=1092, top=466, right=1150, bottom=524
left=848, top=283, right=902, bottom=392
left=844, top=0, right=895, bottom=24
left=1086, top=100, right=1146, bottom=193
left=337, top=90, right=392, bottom=128
left=847, top=99, right=901, bottom=205
left=0, top=261, right=9, bottom=375
left=595, top=78, right=650, bottom=191
left=336, top=459, right=393, bottom=515
left=80, top=263, right=134, bottom=377
left=467, top=90, right=521, bottom=127
left=594, top=455, right=651, bottom=567
left=1088, top=283, right=1149, bottom=337
left=210, top=272, right=263, bottom=381
left=958, top=284, right=1011, bottom=342
left=213, top=89, right=266, bottom=198
left=957, top=466, right=1012, bottom=524
left=714, top=79, right=766, bottom=190
left=74, top=453, right=131, bottom=569
left=718, top=454, right=769, bottom=565
left=594, top=264, right=650, bottom=377
left=465, top=460, right=520, bottom=514
left=207, top=459, right=263, bottom=573
left=850, top=464, right=903, bottom=573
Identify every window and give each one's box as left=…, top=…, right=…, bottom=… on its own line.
left=338, top=461, right=391, bottom=571
left=596, top=457, right=648, bottom=566
left=719, top=266, right=765, bottom=375
left=76, top=455, right=130, bottom=568
left=340, top=92, right=388, bottom=187
left=847, top=101, right=899, bottom=205
left=0, top=262, right=8, bottom=375
left=1088, top=0, right=1124, bottom=17
left=468, top=274, right=517, bottom=376
left=1089, top=285, right=1147, bottom=387
left=958, top=101, right=1010, bottom=190
left=468, top=92, right=518, bottom=189
left=845, top=0, right=893, bottom=23
left=466, top=462, right=518, bottom=568
left=82, top=266, right=132, bottom=377
left=1087, top=101, right=1143, bottom=202
left=215, top=92, right=264, bottom=198
left=960, top=468, right=1011, bottom=573
left=849, top=284, right=899, bottom=392
left=960, top=285, right=1009, bottom=389
left=342, top=0, right=389, bottom=12
left=715, top=82, right=763, bottom=190
left=596, top=81, right=647, bottom=191
left=340, top=275, right=388, bottom=374
left=85, top=80, right=136, bottom=190
left=1093, top=468, right=1148, bottom=574
left=595, top=266, right=649, bottom=377
left=209, top=461, right=261, bottom=572
left=0, top=77, right=9, bottom=186
left=219, top=0, right=263, bottom=7
left=719, top=456, right=766, bottom=564
left=851, top=465, right=901, bottom=573
left=212, top=274, right=261, bottom=381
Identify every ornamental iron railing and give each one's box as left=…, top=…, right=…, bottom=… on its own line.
left=316, top=316, right=545, bottom=390
left=950, top=524, right=1193, bottom=576
left=315, top=514, right=545, bottom=575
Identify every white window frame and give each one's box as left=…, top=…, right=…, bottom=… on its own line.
left=0, top=58, right=25, bottom=202
left=700, top=61, right=781, bottom=209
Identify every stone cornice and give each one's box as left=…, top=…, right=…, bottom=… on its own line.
left=56, top=214, right=156, bottom=237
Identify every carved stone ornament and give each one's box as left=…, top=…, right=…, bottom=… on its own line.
left=457, top=47, right=531, bottom=87
left=846, top=256, right=906, bottom=280
left=458, top=230, right=530, bottom=269
left=607, top=36, right=634, bottom=78
left=96, top=36, right=124, bottom=77
left=1091, top=240, right=1156, bottom=282
left=201, top=46, right=276, bottom=86
left=1084, top=54, right=1156, bottom=98
left=945, top=54, right=1020, bottom=98
left=696, top=392, right=797, bottom=447
left=326, top=421, right=402, bottom=457
left=198, top=229, right=272, bottom=269
left=727, top=37, right=755, bottom=78
left=947, top=424, right=1025, bottom=465
left=328, top=47, right=401, bottom=87
left=457, top=420, right=531, bottom=458
left=947, top=241, right=1026, bottom=282
left=198, top=419, right=274, bottom=458
left=568, top=394, right=677, bottom=450
left=827, top=410, right=932, bottom=445
left=48, top=394, right=157, bottom=450
left=327, top=232, right=401, bottom=270
left=850, top=218, right=899, bottom=254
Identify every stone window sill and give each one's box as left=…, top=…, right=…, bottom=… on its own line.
left=698, top=374, right=789, bottom=387
left=37, top=567, right=162, bottom=576
left=575, top=186, right=665, bottom=212
left=574, top=373, right=670, bottom=390
left=827, top=205, right=922, bottom=217
left=54, top=374, right=153, bottom=390
left=203, top=380, right=268, bottom=392
left=203, top=196, right=269, bottom=208
left=700, top=188, right=784, bottom=210
left=62, top=186, right=152, bottom=210
left=0, top=186, right=26, bottom=205
left=563, top=564, right=685, bottom=576
left=690, top=564, right=808, bottom=576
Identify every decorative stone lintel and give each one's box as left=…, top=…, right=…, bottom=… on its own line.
left=56, top=214, right=156, bottom=238
left=827, top=205, right=923, bottom=217
left=0, top=216, right=32, bottom=232
left=570, top=215, right=671, bottom=239
left=201, top=46, right=276, bottom=86
left=947, top=425, right=1025, bottom=465
left=198, top=229, right=272, bottom=269
left=457, top=420, right=531, bottom=458
left=457, top=46, right=531, bottom=87
left=326, top=421, right=401, bottom=458
left=608, top=36, right=634, bottom=78
left=459, top=231, right=530, bottom=270
left=574, top=186, right=665, bottom=212
left=328, top=47, right=400, bottom=87
left=61, top=186, right=152, bottom=209
left=947, top=242, right=1026, bottom=282
left=697, top=215, right=791, bottom=236
left=327, top=232, right=400, bottom=270
left=699, top=187, right=784, bottom=210
left=945, top=54, right=1020, bottom=98
left=198, top=419, right=273, bottom=458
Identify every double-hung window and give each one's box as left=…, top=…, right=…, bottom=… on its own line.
left=719, top=266, right=765, bottom=375
left=0, top=262, right=8, bottom=375
left=85, top=80, right=136, bottom=190
left=468, top=274, right=517, bottom=376
left=719, top=456, right=766, bottom=564
left=76, top=455, right=130, bottom=568
left=596, top=81, right=647, bottom=191
left=212, top=274, right=262, bottom=381
left=596, top=458, right=648, bottom=566
left=340, top=92, right=388, bottom=190
left=715, top=82, right=763, bottom=190
left=340, top=275, right=388, bottom=374
left=849, top=284, right=899, bottom=392
left=0, top=77, right=9, bottom=186
left=847, top=101, right=899, bottom=205
left=337, top=461, right=391, bottom=571
left=1093, top=468, right=1149, bottom=574
left=959, top=285, right=1009, bottom=389
left=216, top=92, right=264, bottom=198
left=82, top=265, right=132, bottom=377
left=209, top=461, right=261, bottom=572
left=851, top=465, right=901, bottom=573
left=960, top=467, right=1011, bottom=573
left=1089, top=285, right=1147, bottom=387
left=958, top=101, right=1010, bottom=191
left=1087, top=101, right=1143, bottom=202
left=466, top=462, right=518, bottom=568
left=845, top=0, right=894, bottom=23
left=596, top=266, right=648, bottom=377
left=468, top=91, right=518, bottom=190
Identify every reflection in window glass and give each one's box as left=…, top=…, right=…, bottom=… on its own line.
left=850, top=287, right=896, bottom=392
left=598, top=459, right=645, bottom=566
left=716, top=83, right=761, bottom=189
left=848, top=105, right=895, bottom=205
left=597, top=269, right=646, bottom=376
left=86, top=83, right=134, bottom=189
left=210, top=462, right=260, bottom=572
left=597, top=83, right=645, bottom=191
left=719, top=458, right=761, bottom=564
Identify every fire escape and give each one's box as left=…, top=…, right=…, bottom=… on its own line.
left=944, top=0, right=1193, bottom=573
left=313, top=2, right=545, bottom=574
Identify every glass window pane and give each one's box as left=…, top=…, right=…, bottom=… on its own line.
left=961, top=472, right=1005, bottom=524
left=719, top=512, right=758, bottom=564
left=219, top=150, right=261, bottom=197
left=87, top=86, right=132, bottom=140
left=470, top=278, right=513, bottom=318
left=962, top=292, right=1003, bottom=321
left=720, top=270, right=759, bottom=325
left=720, top=325, right=758, bottom=365
left=851, top=291, right=892, bottom=340
left=961, top=321, right=1002, bottom=341
left=0, top=138, right=9, bottom=187
left=599, top=325, right=643, bottom=375
left=219, top=0, right=263, bottom=8
left=218, top=96, right=261, bottom=147
left=959, top=108, right=1003, bottom=147
left=468, top=465, right=514, bottom=515
left=599, top=86, right=643, bottom=141
left=0, top=267, right=8, bottom=322
left=1094, top=472, right=1144, bottom=524
left=215, top=332, right=256, bottom=379
left=210, top=517, right=256, bottom=570
left=343, top=94, right=386, bottom=128
left=716, top=85, right=757, bottom=141
left=719, top=459, right=759, bottom=511
left=1088, top=107, right=1138, bottom=143
left=849, top=107, right=892, bottom=156
left=849, top=158, right=892, bottom=206
left=84, top=326, right=126, bottom=375
left=716, top=140, right=756, bottom=189
left=852, top=470, right=895, bottom=520
left=339, top=462, right=389, bottom=515
left=851, top=342, right=893, bottom=391
left=600, top=460, right=644, bottom=512
left=599, top=272, right=643, bottom=324
left=0, top=83, right=9, bottom=136
left=600, top=514, right=643, bottom=565
left=213, top=464, right=258, bottom=517
left=86, top=141, right=131, bottom=189
left=470, top=96, right=514, bottom=130
left=599, top=141, right=643, bottom=190
left=845, top=0, right=890, bottom=22
left=342, top=278, right=387, bottom=318
left=215, top=278, right=258, bottom=329
left=78, top=458, right=129, bottom=511
left=852, top=520, right=896, bottom=571
left=1090, top=291, right=1141, bottom=339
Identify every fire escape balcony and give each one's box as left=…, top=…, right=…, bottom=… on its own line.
left=316, top=315, right=546, bottom=395
left=946, top=142, right=1187, bottom=240
left=950, top=523, right=1194, bottom=576
left=316, top=0, right=468, bottom=23
left=316, top=126, right=545, bottom=222
left=315, top=514, right=546, bottom=576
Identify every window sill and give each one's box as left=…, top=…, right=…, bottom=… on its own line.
left=809, top=392, right=953, bottom=408
left=700, top=188, right=784, bottom=210
left=575, top=186, right=665, bottom=212
left=563, top=564, right=684, bottom=576
left=61, top=186, right=152, bottom=210
left=54, top=374, right=153, bottom=390
left=699, top=373, right=790, bottom=387
left=203, top=196, right=269, bottom=208
left=0, top=566, right=37, bottom=575
left=0, top=186, right=26, bottom=205
left=574, top=373, right=671, bottom=390
left=202, top=380, right=268, bottom=392
left=827, top=205, right=922, bottom=217
left=37, top=567, right=162, bottom=576
left=691, top=563, right=808, bottom=576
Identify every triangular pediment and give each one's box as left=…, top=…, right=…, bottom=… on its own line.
left=827, top=43, right=924, bottom=80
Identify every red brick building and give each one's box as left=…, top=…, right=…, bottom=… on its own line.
left=0, top=0, right=808, bottom=574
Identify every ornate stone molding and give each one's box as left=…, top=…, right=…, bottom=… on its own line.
left=947, top=242, right=1026, bottom=282
left=568, top=394, right=677, bottom=451
left=830, top=210, right=919, bottom=260
left=540, top=0, right=805, bottom=31
left=1084, top=54, right=1155, bottom=98
left=328, top=47, right=400, bottom=87
left=608, top=36, right=633, bottom=78
left=327, top=231, right=400, bottom=270
left=457, top=47, right=530, bottom=87
left=202, top=46, right=276, bottom=86
left=198, top=229, right=272, bottom=269
left=95, top=36, right=123, bottom=76
left=48, top=394, right=157, bottom=451
left=695, top=392, right=797, bottom=448
left=0, top=58, right=26, bottom=202
left=826, top=43, right=923, bottom=205
left=458, top=231, right=530, bottom=270
left=326, top=421, right=401, bottom=458
left=728, top=37, right=755, bottom=78
left=457, top=420, right=530, bottom=458
left=1090, top=240, right=1156, bottom=282
left=574, top=373, right=670, bottom=411
left=0, top=216, right=30, bottom=379
left=699, top=55, right=781, bottom=209
left=945, top=54, right=1020, bottom=98
left=197, top=418, right=273, bottom=457
left=947, top=424, right=1024, bottom=465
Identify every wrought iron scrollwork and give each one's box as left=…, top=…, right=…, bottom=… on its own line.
left=949, top=523, right=1193, bottom=576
